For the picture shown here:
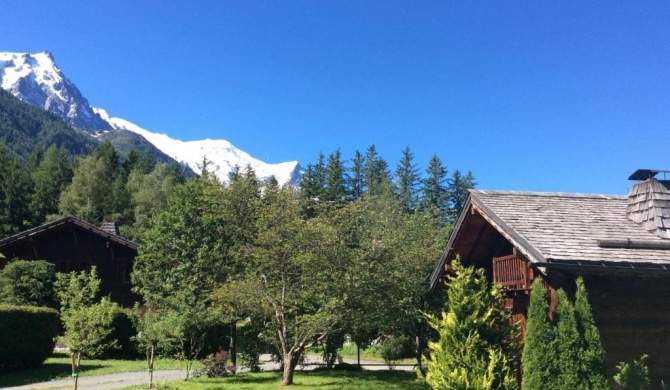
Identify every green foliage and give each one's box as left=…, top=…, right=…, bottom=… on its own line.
left=573, top=277, right=608, bottom=390
left=521, top=278, right=559, bottom=390
left=29, top=145, right=73, bottom=223
left=197, top=347, right=233, bottom=378
left=54, top=266, right=100, bottom=312
left=420, top=155, right=448, bottom=222
left=0, top=143, right=32, bottom=237
left=614, top=354, right=650, bottom=390
left=0, top=305, right=59, bottom=371
left=446, top=169, right=476, bottom=223
left=0, top=260, right=57, bottom=308
left=0, top=88, right=98, bottom=159
left=521, top=277, right=608, bottom=390
left=395, top=146, right=420, bottom=212
left=379, top=335, right=414, bottom=367
left=424, top=259, right=518, bottom=390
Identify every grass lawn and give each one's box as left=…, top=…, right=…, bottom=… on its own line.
left=0, top=353, right=201, bottom=388
left=125, top=370, right=427, bottom=390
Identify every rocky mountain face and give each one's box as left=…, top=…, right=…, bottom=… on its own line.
left=0, top=52, right=112, bottom=130
left=0, top=51, right=301, bottom=185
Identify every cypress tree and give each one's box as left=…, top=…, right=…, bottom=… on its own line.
left=425, top=259, right=518, bottom=390
left=521, top=278, right=559, bottom=390
left=574, top=277, right=608, bottom=390
left=555, top=289, right=581, bottom=389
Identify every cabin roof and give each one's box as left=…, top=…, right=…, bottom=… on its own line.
left=430, top=190, right=670, bottom=287
left=0, top=216, right=138, bottom=251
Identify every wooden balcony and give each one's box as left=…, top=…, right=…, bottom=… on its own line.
left=493, top=255, right=530, bottom=290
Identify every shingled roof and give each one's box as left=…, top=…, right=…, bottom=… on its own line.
left=430, top=189, right=670, bottom=287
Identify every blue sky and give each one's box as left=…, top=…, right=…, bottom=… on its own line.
left=3, top=1, right=670, bottom=194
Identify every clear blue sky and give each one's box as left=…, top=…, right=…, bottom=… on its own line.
left=3, top=1, right=670, bottom=194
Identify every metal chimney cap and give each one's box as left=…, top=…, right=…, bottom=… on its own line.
left=628, top=169, right=670, bottom=181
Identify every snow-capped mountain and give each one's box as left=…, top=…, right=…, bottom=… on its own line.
left=94, top=108, right=302, bottom=186
left=0, top=51, right=301, bottom=185
left=0, top=51, right=111, bottom=130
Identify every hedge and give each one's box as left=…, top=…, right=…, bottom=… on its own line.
left=0, top=305, right=59, bottom=371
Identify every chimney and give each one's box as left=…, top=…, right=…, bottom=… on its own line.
left=100, top=217, right=120, bottom=236
left=627, top=169, right=670, bottom=239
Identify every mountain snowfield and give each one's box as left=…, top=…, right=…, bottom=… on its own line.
left=94, top=108, right=301, bottom=185
left=0, top=51, right=301, bottom=185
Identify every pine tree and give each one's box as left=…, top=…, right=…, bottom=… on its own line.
left=30, top=145, right=73, bottom=223
left=363, top=145, right=392, bottom=196
left=446, top=169, right=477, bottom=223
left=522, top=278, right=560, bottom=390
left=0, top=143, right=32, bottom=236
left=395, top=147, right=419, bottom=213
left=574, top=277, right=608, bottom=390
left=420, top=155, right=448, bottom=222
left=348, top=150, right=365, bottom=200
left=324, top=149, right=347, bottom=204
left=555, top=289, right=581, bottom=389
left=425, top=259, right=518, bottom=390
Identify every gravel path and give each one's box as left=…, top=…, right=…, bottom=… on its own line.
left=4, top=355, right=415, bottom=389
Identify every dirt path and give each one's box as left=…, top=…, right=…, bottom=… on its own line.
left=4, top=355, right=415, bottom=389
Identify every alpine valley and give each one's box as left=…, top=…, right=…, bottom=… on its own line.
left=0, top=51, right=302, bottom=185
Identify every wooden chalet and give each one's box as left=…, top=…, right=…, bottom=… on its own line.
left=0, top=216, right=139, bottom=306
left=430, top=169, right=670, bottom=383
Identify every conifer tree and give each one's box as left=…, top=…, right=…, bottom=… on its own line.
left=0, top=143, right=32, bottom=236
left=574, top=277, right=609, bottom=390
left=30, top=145, right=73, bottom=224
left=348, top=150, right=365, bottom=200
left=522, top=278, right=559, bottom=390
left=363, top=145, right=391, bottom=196
left=446, top=169, right=477, bottom=223
left=425, top=259, right=518, bottom=390
left=555, top=289, right=581, bottom=389
left=395, top=146, right=419, bottom=212
left=324, top=149, right=347, bottom=204
left=420, top=155, right=448, bottom=222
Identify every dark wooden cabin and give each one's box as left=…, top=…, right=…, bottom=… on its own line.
left=430, top=170, right=670, bottom=384
left=0, top=216, right=139, bottom=306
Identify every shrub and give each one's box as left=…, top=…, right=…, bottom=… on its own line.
left=614, top=354, right=650, bottom=390
left=0, top=260, right=57, bottom=308
left=197, top=347, right=234, bottom=377
left=0, top=305, right=59, bottom=371
left=101, top=306, right=139, bottom=359
left=379, top=335, right=413, bottom=367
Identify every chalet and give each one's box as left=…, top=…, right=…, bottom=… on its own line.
left=0, top=216, right=139, bottom=306
left=430, top=169, right=670, bottom=383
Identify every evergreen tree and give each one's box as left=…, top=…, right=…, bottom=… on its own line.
left=522, top=278, right=559, bottom=390
left=425, top=259, right=518, bottom=390
left=348, top=150, right=365, bottom=200
left=446, top=169, right=477, bottom=223
left=395, top=146, right=419, bottom=212
left=59, top=155, right=113, bottom=223
left=574, top=277, right=609, bottom=390
left=30, top=145, right=73, bottom=223
left=0, top=143, right=31, bottom=236
left=122, top=149, right=142, bottom=176
left=363, top=145, right=392, bottom=196
left=324, top=149, right=347, bottom=204
left=555, top=289, right=581, bottom=389
left=420, top=155, right=448, bottom=222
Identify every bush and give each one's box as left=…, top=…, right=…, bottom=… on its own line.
left=196, top=347, right=234, bottom=377
left=0, top=305, right=59, bottom=371
left=379, top=335, right=413, bottom=366
left=0, top=260, right=57, bottom=308
left=101, top=306, right=139, bottom=359
left=614, top=354, right=650, bottom=390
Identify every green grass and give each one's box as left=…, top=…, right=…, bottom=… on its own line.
left=0, top=352, right=201, bottom=388
left=127, top=370, right=427, bottom=390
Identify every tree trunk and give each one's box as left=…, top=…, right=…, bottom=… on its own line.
left=230, top=321, right=237, bottom=368
left=281, top=352, right=299, bottom=386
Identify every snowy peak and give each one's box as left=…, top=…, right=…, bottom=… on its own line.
left=93, top=108, right=302, bottom=186
left=0, top=51, right=302, bottom=186
left=0, top=51, right=111, bottom=130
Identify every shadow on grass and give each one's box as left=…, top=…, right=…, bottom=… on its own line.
left=200, top=371, right=281, bottom=385
left=0, top=362, right=106, bottom=387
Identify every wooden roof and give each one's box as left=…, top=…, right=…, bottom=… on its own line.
left=0, top=216, right=138, bottom=251
left=430, top=190, right=670, bottom=288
